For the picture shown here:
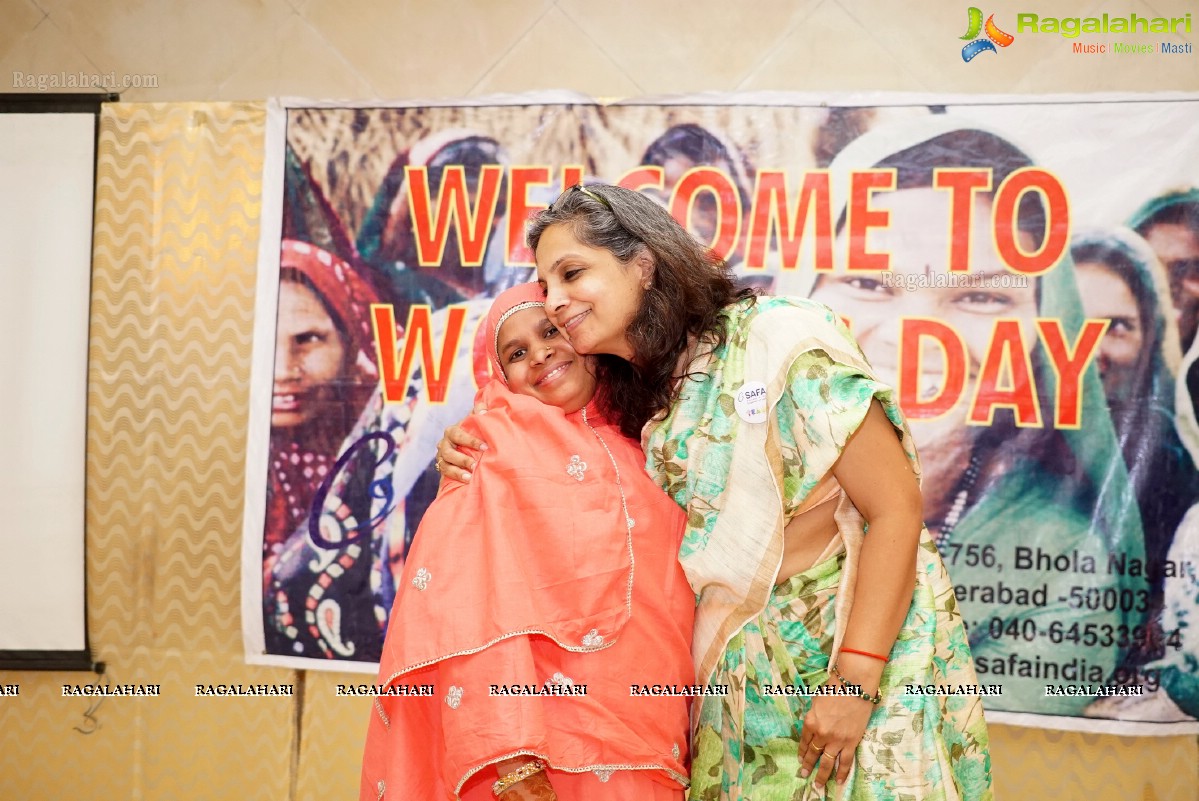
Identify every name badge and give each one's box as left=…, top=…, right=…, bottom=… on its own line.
left=734, top=381, right=768, bottom=424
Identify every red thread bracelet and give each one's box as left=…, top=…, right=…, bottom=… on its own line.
left=840, top=647, right=888, bottom=662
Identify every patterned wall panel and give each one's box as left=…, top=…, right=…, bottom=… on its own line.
left=0, top=101, right=296, bottom=801
left=297, top=672, right=373, bottom=801
left=989, top=724, right=1197, bottom=799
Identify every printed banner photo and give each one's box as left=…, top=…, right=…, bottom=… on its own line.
left=242, top=93, right=1199, bottom=733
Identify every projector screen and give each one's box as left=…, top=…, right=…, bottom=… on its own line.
left=0, top=97, right=101, bottom=669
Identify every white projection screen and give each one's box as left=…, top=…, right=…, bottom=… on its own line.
left=0, top=95, right=105, bottom=670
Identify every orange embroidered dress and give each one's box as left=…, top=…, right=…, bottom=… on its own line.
left=359, top=372, right=694, bottom=801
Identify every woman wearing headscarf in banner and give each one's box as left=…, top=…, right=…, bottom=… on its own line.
left=1130, top=188, right=1199, bottom=355
left=1145, top=330, right=1199, bottom=719
left=1136, top=194, right=1199, bottom=714
left=262, top=239, right=387, bottom=659
left=780, top=116, right=1146, bottom=715
left=360, top=283, right=695, bottom=801
left=1180, top=334, right=1199, bottom=469
left=440, top=182, right=991, bottom=800
left=1071, top=231, right=1199, bottom=605
left=1130, top=187, right=1199, bottom=443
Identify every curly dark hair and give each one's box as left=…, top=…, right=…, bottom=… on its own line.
left=527, top=184, right=755, bottom=439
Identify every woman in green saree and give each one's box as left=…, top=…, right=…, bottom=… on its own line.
left=780, top=117, right=1147, bottom=717
left=1071, top=228, right=1196, bottom=604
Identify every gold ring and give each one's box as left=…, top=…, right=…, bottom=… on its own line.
left=813, top=744, right=825, bottom=753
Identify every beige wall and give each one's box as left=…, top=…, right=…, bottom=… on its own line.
left=1, top=1, right=1197, bottom=800
left=2, top=0, right=1197, bottom=100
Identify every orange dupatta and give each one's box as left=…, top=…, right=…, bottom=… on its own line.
left=359, top=381, right=694, bottom=801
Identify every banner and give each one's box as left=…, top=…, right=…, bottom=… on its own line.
left=242, top=93, right=1199, bottom=733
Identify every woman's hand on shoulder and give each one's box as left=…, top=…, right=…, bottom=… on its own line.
left=435, top=404, right=489, bottom=485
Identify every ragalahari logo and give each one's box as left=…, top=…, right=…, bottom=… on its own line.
left=960, top=8, right=1015, bottom=61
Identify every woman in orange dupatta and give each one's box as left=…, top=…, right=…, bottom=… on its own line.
left=359, top=283, right=695, bottom=801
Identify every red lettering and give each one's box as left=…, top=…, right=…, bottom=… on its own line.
left=372, top=304, right=468, bottom=403
left=847, top=170, right=895, bottom=271
left=934, top=169, right=992, bottom=273
left=671, top=167, right=741, bottom=262
left=505, top=166, right=552, bottom=267
left=1036, top=319, right=1107, bottom=428
left=406, top=165, right=502, bottom=267
left=993, top=168, right=1070, bottom=276
left=560, top=165, right=584, bottom=191
left=618, top=166, right=664, bottom=193
left=969, top=320, right=1041, bottom=425
left=899, top=318, right=968, bottom=418
left=745, top=170, right=832, bottom=271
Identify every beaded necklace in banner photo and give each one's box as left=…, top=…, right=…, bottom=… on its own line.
left=933, top=451, right=983, bottom=550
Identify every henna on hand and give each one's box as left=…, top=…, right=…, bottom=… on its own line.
left=498, top=771, right=556, bottom=801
